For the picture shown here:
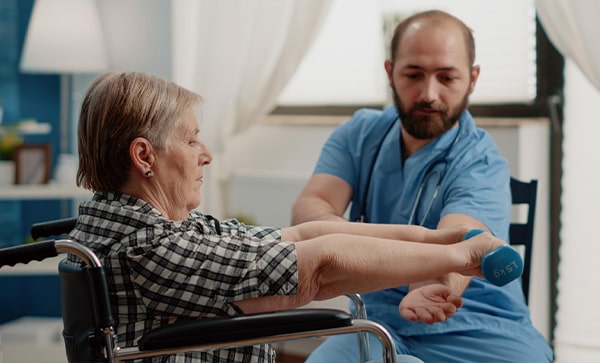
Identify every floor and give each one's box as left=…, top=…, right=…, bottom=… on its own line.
left=0, top=317, right=312, bottom=363
left=0, top=345, right=307, bottom=363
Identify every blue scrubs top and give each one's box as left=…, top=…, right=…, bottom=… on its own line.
left=314, top=106, right=532, bottom=335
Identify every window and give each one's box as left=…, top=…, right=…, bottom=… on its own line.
left=273, top=0, right=562, bottom=118
left=278, top=0, right=388, bottom=107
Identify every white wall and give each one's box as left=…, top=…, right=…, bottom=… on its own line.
left=97, top=0, right=172, bottom=79
left=71, top=1, right=172, bottom=157
left=553, top=61, right=600, bottom=362
left=225, top=122, right=334, bottom=226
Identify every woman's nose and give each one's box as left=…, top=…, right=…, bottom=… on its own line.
left=199, top=143, right=213, bottom=165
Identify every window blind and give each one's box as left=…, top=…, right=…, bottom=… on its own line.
left=278, top=0, right=536, bottom=106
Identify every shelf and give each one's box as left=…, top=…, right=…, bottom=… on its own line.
left=0, top=122, right=52, bottom=135
left=0, top=184, right=92, bottom=200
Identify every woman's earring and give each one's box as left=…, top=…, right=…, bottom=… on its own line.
left=145, top=170, right=152, bottom=177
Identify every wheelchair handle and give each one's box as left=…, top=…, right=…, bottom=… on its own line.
left=0, top=240, right=57, bottom=267
left=31, top=217, right=77, bottom=240
left=0, top=239, right=101, bottom=268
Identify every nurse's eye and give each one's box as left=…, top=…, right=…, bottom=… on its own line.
left=439, top=75, right=456, bottom=83
left=403, top=72, right=422, bottom=80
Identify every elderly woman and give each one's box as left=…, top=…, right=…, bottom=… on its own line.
left=71, top=71, right=505, bottom=362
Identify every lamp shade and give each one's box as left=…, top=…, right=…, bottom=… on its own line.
left=20, top=0, right=108, bottom=73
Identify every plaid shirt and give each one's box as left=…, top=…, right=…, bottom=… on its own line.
left=68, top=191, right=297, bottom=362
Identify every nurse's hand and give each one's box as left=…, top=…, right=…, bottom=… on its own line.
left=399, top=284, right=463, bottom=324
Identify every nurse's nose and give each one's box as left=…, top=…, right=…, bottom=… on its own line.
left=419, top=76, right=440, bottom=103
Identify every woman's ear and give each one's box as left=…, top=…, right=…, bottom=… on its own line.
left=129, top=137, right=155, bottom=177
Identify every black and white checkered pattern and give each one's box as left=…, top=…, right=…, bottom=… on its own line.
left=68, top=191, right=297, bottom=362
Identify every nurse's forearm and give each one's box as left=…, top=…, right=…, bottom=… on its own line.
left=291, top=196, right=347, bottom=223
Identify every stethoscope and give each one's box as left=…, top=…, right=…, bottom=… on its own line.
left=358, top=117, right=461, bottom=225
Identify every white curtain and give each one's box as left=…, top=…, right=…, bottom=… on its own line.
left=536, top=1, right=600, bottom=90
left=171, top=0, right=332, bottom=218
left=536, top=1, right=600, bottom=361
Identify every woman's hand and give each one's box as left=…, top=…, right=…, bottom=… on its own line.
left=455, top=231, right=508, bottom=278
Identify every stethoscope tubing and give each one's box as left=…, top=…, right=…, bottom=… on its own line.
left=407, top=166, right=446, bottom=225
left=359, top=115, right=461, bottom=225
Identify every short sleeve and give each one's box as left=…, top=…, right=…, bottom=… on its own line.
left=441, top=134, right=511, bottom=239
left=314, top=108, right=396, bottom=190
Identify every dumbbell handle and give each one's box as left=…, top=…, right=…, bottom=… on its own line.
left=464, top=229, right=523, bottom=286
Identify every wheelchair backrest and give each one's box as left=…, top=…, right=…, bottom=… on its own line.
left=59, top=259, right=112, bottom=362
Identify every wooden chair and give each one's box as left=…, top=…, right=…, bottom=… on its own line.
left=509, top=177, right=538, bottom=304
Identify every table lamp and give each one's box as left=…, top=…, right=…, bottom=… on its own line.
left=19, top=0, right=108, bottom=155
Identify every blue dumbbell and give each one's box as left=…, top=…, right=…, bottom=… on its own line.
left=464, top=229, right=523, bottom=286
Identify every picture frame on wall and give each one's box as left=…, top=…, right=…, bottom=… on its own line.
left=14, top=144, right=51, bottom=184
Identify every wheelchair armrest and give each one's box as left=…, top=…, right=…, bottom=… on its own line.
left=138, top=308, right=352, bottom=350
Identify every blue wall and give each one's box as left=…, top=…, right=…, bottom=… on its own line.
left=1, top=0, right=61, bottom=143
left=0, top=0, right=64, bottom=323
left=1, top=0, right=64, bottom=247
left=0, top=275, right=61, bottom=324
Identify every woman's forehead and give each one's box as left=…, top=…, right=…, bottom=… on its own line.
left=176, top=111, right=200, bottom=136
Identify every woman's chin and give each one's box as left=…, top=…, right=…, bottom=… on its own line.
left=190, top=195, right=202, bottom=210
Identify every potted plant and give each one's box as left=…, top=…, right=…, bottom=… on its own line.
left=0, top=128, right=24, bottom=185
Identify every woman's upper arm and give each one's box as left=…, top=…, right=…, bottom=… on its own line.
left=235, top=239, right=323, bottom=313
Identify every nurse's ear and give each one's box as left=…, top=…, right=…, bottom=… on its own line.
left=468, top=65, right=481, bottom=95
left=384, top=59, right=394, bottom=87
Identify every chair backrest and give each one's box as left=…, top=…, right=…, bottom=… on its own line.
left=59, top=259, right=114, bottom=362
left=509, top=177, right=538, bottom=304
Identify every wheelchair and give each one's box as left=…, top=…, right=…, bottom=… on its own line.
left=0, top=218, right=398, bottom=363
